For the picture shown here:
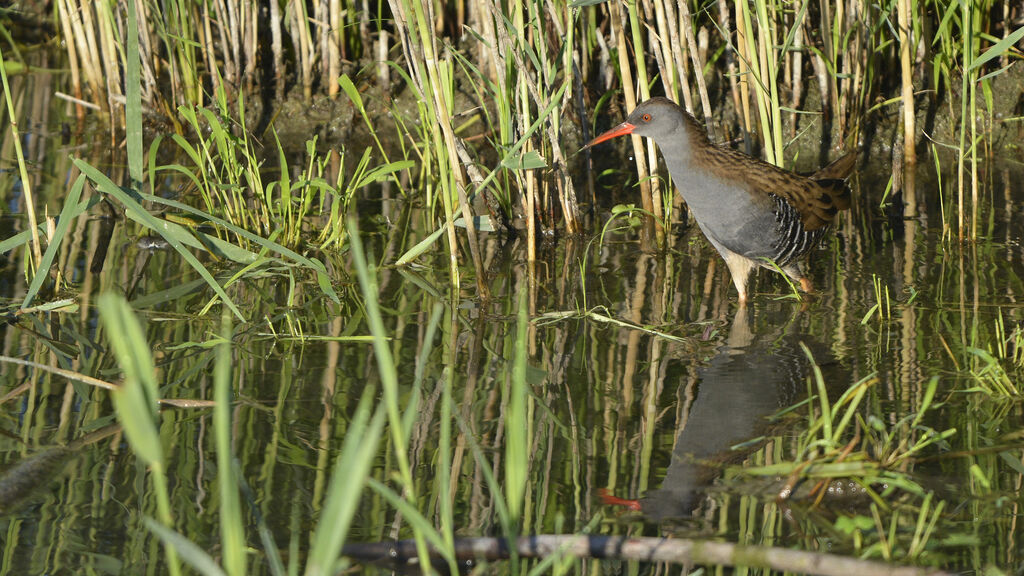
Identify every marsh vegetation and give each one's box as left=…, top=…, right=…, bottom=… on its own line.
left=0, top=1, right=1022, bottom=574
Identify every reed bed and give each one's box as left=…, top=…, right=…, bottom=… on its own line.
left=41, top=0, right=1022, bottom=261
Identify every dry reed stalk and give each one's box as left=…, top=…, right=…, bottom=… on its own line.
left=838, top=1, right=856, bottom=140
left=97, top=1, right=123, bottom=112
left=732, top=0, right=753, bottom=136
left=625, top=3, right=664, bottom=228
left=238, top=0, right=254, bottom=86
left=128, top=0, right=158, bottom=105
left=969, top=96, right=978, bottom=242
left=608, top=2, right=655, bottom=220
left=1001, top=2, right=1013, bottom=68
left=789, top=14, right=804, bottom=138
left=714, top=0, right=744, bottom=137
left=734, top=0, right=781, bottom=165
left=473, top=0, right=513, bottom=233
left=269, top=0, right=284, bottom=100
left=65, top=0, right=104, bottom=110
left=288, top=0, right=315, bottom=98
left=243, top=1, right=258, bottom=88
left=477, top=0, right=500, bottom=92
left=665, top=0, right=691, bottom=103
left=697, top=25, right=708, bottom=66
left=679, top=0, right=712, bottom=126
left=55, top=0, right=84, bottom=119
left=532, top=1, right=554, bottom=240
left=316, top=0, right=328, bottom=81
left=377, top=30, right=389, bottom=91
left=78, top=0, right=105, bottom=97
left=898, top=0, right=916, bottom=165
left=629, top=0, right=665, bottom=233
left=809, top=41, right=829, bottom=122
left=233, top=0, right=248, bottom=88
left=388, top=0, right=469, bottom=282
left=315, top=0, right=329, bottom=87
left=817, top=0, right=838, bottom=116
left=328, top=0, right=342, bottom=97
left=956, top=1, right=977, bottom=241
left=202, top=2, right=224, bottom=99
left=545, top=1, right=582, bottom=234
left=594, top=21, right=614, bottom=89
left=846, top=2, right=865, bottom=142
left=649, top=0, right=689, bottom=110
left=511, top=2, right=538, bottom=260
left=214, top=0, right=236, bottom=84
left=166, top=1, right=199, bottom=105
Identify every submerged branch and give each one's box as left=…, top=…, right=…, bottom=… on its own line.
left=342, top=535, right=953, bottom=576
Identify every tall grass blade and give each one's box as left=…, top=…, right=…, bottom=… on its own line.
left=346, top=216, right=433, bottom=568
left=305, top=390, right=386, bottom=576
left=98, top=294, right=160, bottom=455
left=802, top=343, right=832, bottom=441
left=144, top=519, right=227, bottom=576
left=214, top=309, right=245, bottom=576
left=124, top=0, right=143, bottom=186
left=21, top=174, right=86, bottom=309
left=0, top=42, right=41, bottom=266
left=968, top=26, right=1024, bottom=71
left=98, top=292, right=181, bottom=575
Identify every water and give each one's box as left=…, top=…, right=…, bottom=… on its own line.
left=1, top=77, right=1023, bottom=574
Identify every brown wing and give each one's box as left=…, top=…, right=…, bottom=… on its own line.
left=808, top=152, right=857, bottom=180
left=780, top=178, right=852, bottom=230
left=790, top=152, right=855, bottom=229
left=696, top=143, right=854, bottom=231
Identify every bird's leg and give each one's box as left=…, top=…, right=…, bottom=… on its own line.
left=722, top=251, right=757, bottom=304
left=781, top=262, right=814, bottom=297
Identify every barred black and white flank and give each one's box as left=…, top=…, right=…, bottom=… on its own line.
left=770, top=193, right=829, bottom=268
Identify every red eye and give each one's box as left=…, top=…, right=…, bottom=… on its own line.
left=641, top=113, right=652, bottom=122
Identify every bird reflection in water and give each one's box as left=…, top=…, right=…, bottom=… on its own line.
left=620, top=305, right=843, bottom=525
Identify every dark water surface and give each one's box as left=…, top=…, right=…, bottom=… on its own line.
left=1, top=84, right=1023, bottom=574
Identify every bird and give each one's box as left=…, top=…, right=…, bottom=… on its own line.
left=584, top=97, right=854, bottom=304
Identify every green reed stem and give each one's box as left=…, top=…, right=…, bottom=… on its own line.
left=506, top=289, right=531, bottom=525
left=0, top=44, right=42, bottom=268
left=957, top=0, right=972, bottom=241
left=214, top=309, right=245, bottom=576
left=753, top=0, right=782, bottom=161
left=346, top=216, right=433, bottom=570
left=734, top=0, right=781, bottom=165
